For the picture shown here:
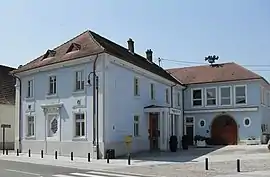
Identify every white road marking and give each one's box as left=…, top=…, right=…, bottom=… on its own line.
left=53, top=175, right=76, bottom=177
left=5, top=169, right=43, bottom=176
left=87, top=171, right=138, bottom=177
left=70, top=172, right=100, bottom=176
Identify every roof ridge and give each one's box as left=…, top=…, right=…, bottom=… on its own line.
left=87, top=30, right=105, bottom=51
left=166, top=62, right=235, bottom=71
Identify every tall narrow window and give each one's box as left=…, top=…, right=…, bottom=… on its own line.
left=74, top=113, right=85, bottom=137
left=27, top=80, right=33, bottom=98
left=75, top=71, right=84, bottom=91
left=192, top=88, right=202, bottom=106
left=220, top=86, right=231, bottom=105
left=133, top=115, right=139, bottom=137
left=165, top=88, right=170, bottom=104
left=177, top=92, right=181, bottom=106
left=134, top=77, right=139, bottom=96
left=206, top=88, right=217, bottom=106
left=27, top=116, right=35, bottom=137
left=49, top=76, right=57, bottom=95
left=235, top=85, right=247, bottom=104
left=150, top=83, right=155, bottom=100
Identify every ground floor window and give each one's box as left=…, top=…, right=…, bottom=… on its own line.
left=26, top=116, right=35, bottom=137
left=133, top=115, right=140, bottom=137
left=74, top=113, right=85, bottom=137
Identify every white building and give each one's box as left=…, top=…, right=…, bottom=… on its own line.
left=0, top=65, right=16, bottom=150
left=11, top=30, right=184, bottom=158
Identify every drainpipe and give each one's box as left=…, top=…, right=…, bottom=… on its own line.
left=11, top=74, right=22, bottom=153
left=92, top=54, right=100, bottom=159
left=182, top=86, right=188, bottom=135
left=170, top=83, right=177, bottom=136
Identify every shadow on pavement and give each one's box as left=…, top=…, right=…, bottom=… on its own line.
left=117, top=146, right=226, bottom=163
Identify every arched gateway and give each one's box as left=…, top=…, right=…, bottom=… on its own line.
left=211, top=114, right=238, bottom=145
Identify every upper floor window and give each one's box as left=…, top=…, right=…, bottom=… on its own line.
left=220, top=86, right=231, bottom=106
left=261, top=87, right=265, bottom=105
left=49, top=76, right=57, bottom=95
left=205, top=87, right=217, bottom=106
left=165, top=88, right=170, bottom=104
left=75, top=71, right=84, bottom=91
left=150, top=83, right=155, bottom=100
left=235, top=85, right=247, bottom=105
left=177, top=92, right=181, bottom=106
left=134, top=77, right=140, bottom=96
left=192, top=88, right=202, bottom=107
left=27, top=80, right=33, bottom=98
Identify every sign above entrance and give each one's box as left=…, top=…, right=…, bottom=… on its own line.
left=169, top=108, right=181, bottom=115
left=1, top=124, right=11, bottom=128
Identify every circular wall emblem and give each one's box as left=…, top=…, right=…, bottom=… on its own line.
left=51, top=118, right=58, bottom=134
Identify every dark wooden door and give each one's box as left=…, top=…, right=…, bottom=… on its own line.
left=186, top=125, right=194, bottom=145
left=149, top=113, right=159, bottom=150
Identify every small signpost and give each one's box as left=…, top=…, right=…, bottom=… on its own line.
left=1, top=124, right=11, bottom=155
left=124, top=135, right=132, bottom=165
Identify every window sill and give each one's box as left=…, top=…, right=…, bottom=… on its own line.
left=72, top=137, right=87, bottom=141
left=25, top=97, right=34, bottom=101
left=46, top=94, right=58, bottom=99
left=72, top=90, right=86, bottom=96
left=25, top=136, right=36, bottom=140
left=134, top=95, right=140, bottom=99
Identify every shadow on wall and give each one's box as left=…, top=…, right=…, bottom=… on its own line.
left=0, top=142, right=14, bottom=150
left=116, top=146, right=225, bottom=163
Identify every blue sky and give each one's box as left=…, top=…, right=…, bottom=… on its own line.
left=1, top=0, right=270, bottom=79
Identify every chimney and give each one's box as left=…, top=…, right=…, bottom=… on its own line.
left=127, top=38, right=134, bottom=53
left=146, top=49, right=153, bottom=62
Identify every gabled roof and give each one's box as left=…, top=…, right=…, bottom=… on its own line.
left=0, top=65, right=15, bottom=105
left=166, top=62, right=263, bottom=85
left=12, top=30, right=181, bottom=84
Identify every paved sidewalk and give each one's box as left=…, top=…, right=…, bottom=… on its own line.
left=0, top=152, right=175, bottom=171
left=214, top=170, right=270, bottom=177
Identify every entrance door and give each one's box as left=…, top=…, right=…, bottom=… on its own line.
left=185, top=116, right=194, bottom=145
left=186, top=125, right=194, bottom=145
left=148, top=113, right=160, bottom=150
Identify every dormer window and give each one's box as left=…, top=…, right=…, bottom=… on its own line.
left=66, top=43, right=81, bottom=53
left=43, top=50, right=56, bottom=59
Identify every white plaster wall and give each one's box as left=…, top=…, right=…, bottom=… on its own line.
left=104, top=55, right=182, bottom=157
left=0, top=104, right=15, bottom=149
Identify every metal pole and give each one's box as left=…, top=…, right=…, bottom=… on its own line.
left=96, top=76, right=99, bottom=159
left=2, top=127, right=5, bottom=155
left=92, top=72, right=96, bottom=147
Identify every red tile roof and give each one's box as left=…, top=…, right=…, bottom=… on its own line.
left=166, top=62, right=263, bottom=85
left=12, top=30, right=180, bottom=84
left=0, top=65, right=15, bottom=105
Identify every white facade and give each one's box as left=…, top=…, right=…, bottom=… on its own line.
left=0, top=104, right=15, bottom=149
left=14, top=53, right=183, bottom=158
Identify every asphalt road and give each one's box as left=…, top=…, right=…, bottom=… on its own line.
left=0, top=159, right=88, bottom=177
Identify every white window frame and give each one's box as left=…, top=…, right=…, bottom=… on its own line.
left=133, top=115, right=140, bottom=137
left=268, top=91, right=270, bottom=107
left=134, top=77, right=140, bottom=96
left=177, top=91, right=181, bottom=106
left=205, top=87, right=217, bottom=107
left=243, top=117, right=251, bottom=127
left=165, top=88, right=170, bottom=104
left=74, top=70, right=85, bottom=91
left=27, top=79, right=34, bottom=98
left=234, top=85, right=247, bottom=105
left=48, top=75, right=57, bottom=95
left=219, top=86, right=232, bottom=106
left=184, top=116, right=195, bottom=137
left=261, top=86, right=265, bottom=105
left=25, top=115, right=35, bottom=138
left=73, top=112, right=87, bottom=140
left=150, top=83, right=155, bottom=100
left=191, top=88, right=203, bottom=107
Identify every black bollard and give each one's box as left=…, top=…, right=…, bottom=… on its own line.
left=106, top=152, right=110, bottom=164
left=5, top=149, right=8, bottom=155
left=205, top=158, right=208, bottom=170
left=16, top=149, right=19, bottom=156
left=28, top=149, right=31, bottom=157
left=88, top=153, right=91, bottom=162
left=41, top=150, right=43, bottom=158
left=71, top=152, right=73, bottom=161
left=55, top=151, right=57, bottom=159
left=128, top=153, right=131, bottom=165
left=237, top=159, right=240, bottom=172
